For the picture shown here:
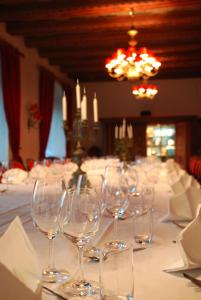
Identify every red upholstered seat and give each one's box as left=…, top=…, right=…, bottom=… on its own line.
left=26, top=158, right=35, bottom=170
left=189, top=156, right=199, bottom=175
left=9, top=160, right=26, bottom=170
left=189, top=156, right=201, bottom=181
left=195, top=158, right=201, bottom=180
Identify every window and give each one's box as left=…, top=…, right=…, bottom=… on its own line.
left=45, top=81, right=66, bottom=158
left=0, top=55, right=9, bottom=162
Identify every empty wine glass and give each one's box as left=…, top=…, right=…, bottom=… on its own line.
left=59, top=186, right=101, bottom=297
left=0, top=161, right=8, bottom=175
left=79, top=172, right=107, bottom=261
left=104, top=165, right=129, bottom=251
left=0, top=161, right=9, bottom=192
left=133, top=187, right=154, bottom=244
left=31, top=178, right=70, bottom=283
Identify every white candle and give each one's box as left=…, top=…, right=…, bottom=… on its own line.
left=93, top=92, right=98, bottom=122
left=130, top=125, right=133, bottom=138
left=76, top=79, right=81, bottom=109
left=62, top=91, right=67, bottom=121
left=127, top=125, right=130, bottom=139
left=81, top=88, right=87, bottom=120
left=115, top=125, right=118, bottom=139
left=119, top=126, right=122, bottom=139
left=122, top=118, right=126, bottom=138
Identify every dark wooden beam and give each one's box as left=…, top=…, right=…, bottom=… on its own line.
left=38, top=42, right=201, bottom=59
left=1, top=0, right=201, bottom=82
left=60, top=61, right=201, bottom=74
left=48, top=51, right=201, bottom=66
left=66, top=68, right=201, bottom=82
left=6, top=10, right=201, bottom=36
left=0, top=0, right=200, bottom=21
left=25, top=28, right=201, bottom=48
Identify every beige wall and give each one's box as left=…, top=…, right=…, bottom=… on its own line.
left=0, top=23, right=73, bottom=163
left=84, top=78, right=201, bottom=119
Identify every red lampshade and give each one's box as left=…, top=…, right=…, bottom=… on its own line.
left=132, top=83, right=158, bottom=100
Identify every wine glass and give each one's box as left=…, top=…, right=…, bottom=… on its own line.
left=0, top=161, right=9, bottom=192
left=133, top=186, right=154, bottom=244
left=104, top=165, right=129, bottom=251
left=59, top=186, right=101, bottom=297
left=31, top=177, right=70, bottom=283
left=79, top=172, right=106, bottom=260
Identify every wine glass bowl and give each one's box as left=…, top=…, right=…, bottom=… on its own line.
left=86, top=172, right=106, bottom=214
left=126, top=163, right=139, bottom=195
left=105, top=183, right=128, bottom=218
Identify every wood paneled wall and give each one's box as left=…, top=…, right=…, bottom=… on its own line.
left=100, top=115, right=201, bottom=170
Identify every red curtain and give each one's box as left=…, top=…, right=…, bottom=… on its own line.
left=39, top=68, right=55, bottom=158
left=63, top=84, right=73, bottom=157
left=0, top=44, right=22, bottom=161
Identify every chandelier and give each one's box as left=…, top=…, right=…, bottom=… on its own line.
left=105, top=9, right=161, bottom=81
left=132, top=79, right=158, bottom=100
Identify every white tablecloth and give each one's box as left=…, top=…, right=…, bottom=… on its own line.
left=0, top=170, right=201, bottom=300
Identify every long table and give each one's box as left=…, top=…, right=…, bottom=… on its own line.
left=0, top=169, right=201, bottom=300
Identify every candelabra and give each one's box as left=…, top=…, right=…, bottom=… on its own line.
left=114, top=121, right=134, bottom=162
left=63, top=108, right=100, bottom=188
left=114, top=137, right=134, bottom=162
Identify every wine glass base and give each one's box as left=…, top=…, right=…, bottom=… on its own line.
left=117, top=210, right=134, bottom=220
left=84, top=246, right=102, bottom=261
left=134, top=235, right=152, bottom=244
left=105, top=240, right=128, bottom=252
left=42, top=268, right=70, bottom=283
left=59, top=279, right=100, bottom=297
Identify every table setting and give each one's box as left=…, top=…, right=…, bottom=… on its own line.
left=0, top=156, right=201, bottom=299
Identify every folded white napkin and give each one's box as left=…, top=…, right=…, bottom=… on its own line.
left=166, top=169, right=181, bottom=185
left=63, top=161, right=77, bottom=173
left=164, top=205, right=201, bottom=272
left=163, top=186, right=201, bottom=222
left=82, top=158, right=111, bottom=172
left=170, top=173, right=192, bottom=194
left=166, top=167, right=186, bottom=185
left=191, top=177, right=200, bottom=189
left=48, top=163, right=65, bottom=178
left=179, top=204, right=201, bottom=269
left=87, top=169, right=104, bottom=176
left=28, top=165, right=50, bottom=180
left=0, top=216, right=41, bottom=299
left=1, top=168, right=28, bottom=184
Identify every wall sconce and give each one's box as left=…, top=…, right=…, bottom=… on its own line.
left=27, top=103, right=42, bottom=130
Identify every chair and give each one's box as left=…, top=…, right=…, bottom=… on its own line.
left=189, top=156, right=199, bottom=177
left=9, top=160, right=26, bottom=170
left=26, top=158, right=35, bottom=171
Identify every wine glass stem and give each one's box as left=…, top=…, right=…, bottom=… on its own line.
left=78, top=245, right=85, bottom=281
left=113, top=215, right=118, bottom=239
left=153, top=185, right=155, bottom=204
left=48, top=237, right=55, bottom=270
